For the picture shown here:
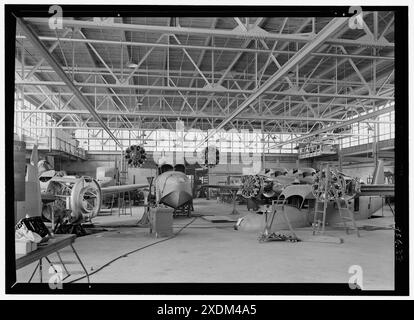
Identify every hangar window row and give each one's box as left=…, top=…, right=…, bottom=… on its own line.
left=14, top=97, right=394, bottom=154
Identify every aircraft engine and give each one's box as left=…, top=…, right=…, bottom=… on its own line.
left=262, top=179, right=278, bottom=198
left=312, top=169, right=361, bottom=201
left=43, top=176, right=102, bottom=223
left=240, top=175, right=262, bottom=199
left=240, top=174, right=282, bottom=199
left=125, top=144, right=147, bottom=167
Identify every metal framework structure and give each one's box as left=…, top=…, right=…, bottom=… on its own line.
left=14, top=14, right=394, bottom=151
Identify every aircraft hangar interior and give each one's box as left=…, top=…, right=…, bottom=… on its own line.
left=11, top=10, right=398, bottom=291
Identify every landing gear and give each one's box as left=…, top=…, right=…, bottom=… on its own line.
left=173, top=200, right=194, bottom=217
left=54, top=223, right=87, bottom=236
left=247, top=198, right=260, bottom=211
left=52, top=209, right=87, bottom=236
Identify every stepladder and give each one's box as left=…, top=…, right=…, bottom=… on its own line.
left=335, top=197, right=360, bottom=237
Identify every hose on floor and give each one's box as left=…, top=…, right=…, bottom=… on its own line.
left=68, top=217, right=198, bottom=283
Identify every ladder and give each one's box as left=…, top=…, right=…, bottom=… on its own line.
left=313, top=199, right=328, bottom=235
left=313, top=166, right=330, bottom=235
left=201, top=175, right=210, bottom=199
left=118, top=190, right=132, bottom=217
left=118, top=151, right=128, bottom=185
left=336, top=198, right=360, bottom=237
left=108, top=180, right=122, bottom=215
left=109, top=193, right=116, bottom=215
left=119, top=171, right=128, bottom=185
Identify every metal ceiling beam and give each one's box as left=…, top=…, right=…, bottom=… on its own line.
left=198, top=17, right=266, bottom=113
left=23, top=18, right=313, bottom=42
left=16, top=80, right=394, bottom=101
left=292, top=70, right=394, bottom=119
left=269, top=105, right=394, bottom=149
left=23, top=28, right=72, bottom=79
left=16, top=35, right=394, bottom=60
left=180, top=17, right=218, bottom=111
left=25, top=17, right=394, bottom=47
left=194, top=17, right=350, bottom=149
left=25, top=125, right=310, bottom=135
left=16, top=17, right=122, bottom=148
left=122, top=34, right=166, bottom=84
left=201, top=18, right=317, bottom=114
left=16, top=108, right=367, bottom=123
left=275, top=50, right=394, bottom=118
left=20, top=65, right=395, bottom=87
left=21, top=81, right=393, bottom=97
left=78, top=29, right=120, bottom=84
left=171, top=34, right=210, bottom=86
left=324, top=38, right=393, bottom=47
left=15, top=59, right=85, bottom=125
left=22, top=91, right=394, bottom=113
left=257, top=16, right=393, bottom=118
left=80, top=29, right=138, bottom=137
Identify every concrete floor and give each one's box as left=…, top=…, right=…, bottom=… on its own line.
left=16, top=199, right=395, bottom=290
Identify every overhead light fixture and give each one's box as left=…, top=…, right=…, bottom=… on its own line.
left=126, top=31, right=138, bottom=68
left=126, top=60, right=139, bottom=68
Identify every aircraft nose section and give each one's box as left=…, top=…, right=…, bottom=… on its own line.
left=160, top=190, right=192, bottom=209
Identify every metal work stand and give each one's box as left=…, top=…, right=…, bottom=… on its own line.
left=259, top=200, right=300, bottom=242
left=17, top=235, right=90, bottom=284
left=336, top=198, right=360, bottom=237
left=229, top=189, right=240, bottom=215
left=27, top=245, right=90, bottom=284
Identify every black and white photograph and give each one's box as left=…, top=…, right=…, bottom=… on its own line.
left=1, top=1, right=411, bottom=301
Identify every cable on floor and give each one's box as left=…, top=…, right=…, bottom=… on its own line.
left=68, top=217, right=198, bottom=283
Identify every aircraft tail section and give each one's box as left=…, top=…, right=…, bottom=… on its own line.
left=372, top=160, right=385, bottom=184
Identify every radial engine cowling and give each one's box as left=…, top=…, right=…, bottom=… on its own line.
left=240, top=175, right=277, bottom=199
left=45, top=176, right=102, bottom=223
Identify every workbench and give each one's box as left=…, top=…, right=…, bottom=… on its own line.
left=16, top=234, right=90, bottom=284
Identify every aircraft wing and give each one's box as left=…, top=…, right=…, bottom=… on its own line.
left=101, top=183, right=149, bottom=195
left=273, top=176, right=299, bottom=185
left=298, top=176, right=315, bottom=184
left=358, top=184, right=395, bottom=197
left=280, top=184, right=315, bottom=200
left=198, top=184, right=241, bottom=191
